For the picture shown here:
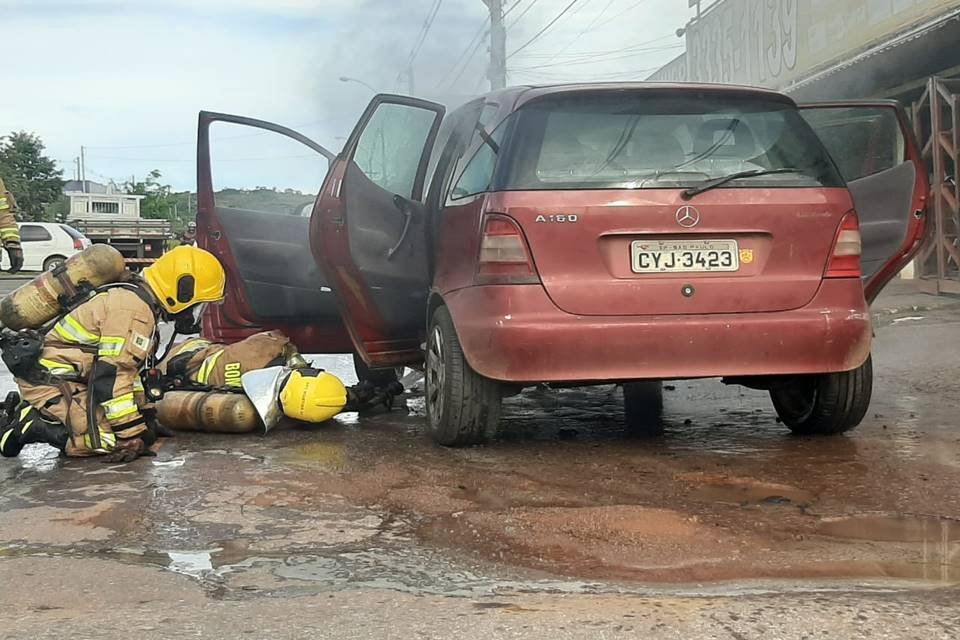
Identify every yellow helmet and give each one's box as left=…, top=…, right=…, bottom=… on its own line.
left=142, top=246, right=226, bottom=314
left=279, top=369, right=347, bottom=423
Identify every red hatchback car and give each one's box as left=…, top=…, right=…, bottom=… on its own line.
left=196, top=83, right=928, bottom=445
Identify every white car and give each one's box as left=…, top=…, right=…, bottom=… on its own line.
left=1, top=222, right=92, bottom=272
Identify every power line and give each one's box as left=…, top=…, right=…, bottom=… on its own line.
left=435, top=15, right=490, bottom=88
left=448, top=27, right=491, bottom=89
left=544, top=0, right=616, bottom=64
left=593, top=0, right=652, bottom=30
left=511, top=34, right=673, bottom=58
left=506, top=0, right=541, bottom=28
left=507, top=0, right=583, bottom=59
left=509, top=44, right=683, bottom=70
left=503, top=0, right=526, bottom=17
left=406, top=0, right=444, bottom=68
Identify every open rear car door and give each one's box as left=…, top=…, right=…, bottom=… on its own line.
left=799, top=101, right=930, bottom=302
left=311, top=95, right=446, bottom=368
left=196, top=112, right=352, bottom=352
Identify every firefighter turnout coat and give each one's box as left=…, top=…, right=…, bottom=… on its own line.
left=17, top=287, right=157, bottom=457
left=158, top=330, right=297, bottom=388
left=0, top=177, right=21, bottom=247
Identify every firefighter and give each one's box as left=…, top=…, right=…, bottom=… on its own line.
left=158, top=330, right=306, bottom=389
left=153, top=332, right=357, bottom=434
left=0, top=246, right=226, bottom=461
left=0, top=176, right=23, bottom=273
left=178, top=221, right=197, bottom=247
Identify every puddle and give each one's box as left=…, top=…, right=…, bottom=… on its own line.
left=819, top=514, right=960, bottom=543
left=683, top=476, right=815, bottom=505
left=167, top=550, right=216, bottom=578
left=284, top=442, right=348, bottom=470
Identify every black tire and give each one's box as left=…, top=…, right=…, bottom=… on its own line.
left=623, top=380, right=664, bottom=437
left=352, top=353, right=401, bottom=387
left=425, top=306, right=501, bottom=446
left=43, top=255, right=66, bottom=272
left=770, top=355, right=873, bottom=435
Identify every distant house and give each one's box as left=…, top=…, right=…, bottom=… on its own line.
left=63, top=180, right=144, bottom=219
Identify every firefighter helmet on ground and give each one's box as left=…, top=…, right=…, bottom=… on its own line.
left=279, top=368, right=347, bottom=423
left=142, top=246, right=226, bottom=314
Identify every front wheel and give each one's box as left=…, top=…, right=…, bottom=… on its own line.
left=425, top=306, right=501, bottom=446
left=770, top=356, right=873, bottom=435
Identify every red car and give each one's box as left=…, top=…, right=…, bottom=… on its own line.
left=196, top=84, right=928, bottom=445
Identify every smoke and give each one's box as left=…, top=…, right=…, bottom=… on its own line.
left=308, top=0, right=489, bottom=148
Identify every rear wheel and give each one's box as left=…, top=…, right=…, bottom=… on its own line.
left=43, top=255, right=66, bottom=271
left=425, top=306, right=501, bottom=446
left=623, top=380, right=664, bottom=437
left=770, top=356, right=873, bottom=435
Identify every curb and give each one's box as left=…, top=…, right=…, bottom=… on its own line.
left=871, top=300, right=960, bottom=322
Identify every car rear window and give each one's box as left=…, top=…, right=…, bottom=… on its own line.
left=59, top=224, right=85, bottom=240
left=494, top=90, right=844, bottom=191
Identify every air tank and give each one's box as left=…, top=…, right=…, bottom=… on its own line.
left=0, top=244, right=126, bottom=330
left=155, top=390, right=262, bottom=434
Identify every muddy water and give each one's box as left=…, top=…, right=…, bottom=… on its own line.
left=1, top=315, right=960, bottom=596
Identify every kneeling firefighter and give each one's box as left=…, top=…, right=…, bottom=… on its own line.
left=0, top=244, right=226, bottom=461
left=150, top=332, right=403, bottom=434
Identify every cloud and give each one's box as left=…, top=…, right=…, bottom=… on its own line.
left=4, top=0, right=691, bottom=192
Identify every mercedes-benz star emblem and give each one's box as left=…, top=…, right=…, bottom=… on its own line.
left=675, top=205, right=701, bottom=228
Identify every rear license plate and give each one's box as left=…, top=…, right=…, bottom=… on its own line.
left=631, top=239, right=740, bottom=273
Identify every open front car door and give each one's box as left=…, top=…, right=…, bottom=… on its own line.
left=196, top=111, right=351, bottom=352
left=799, top=101, right=930, bottom=302
left=311, top=95, right=446, bottom=368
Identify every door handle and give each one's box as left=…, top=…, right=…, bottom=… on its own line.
left=388, top=194, right=418, bottom=260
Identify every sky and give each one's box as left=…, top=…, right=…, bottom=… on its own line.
left=2, top=0, right=692, bottom=192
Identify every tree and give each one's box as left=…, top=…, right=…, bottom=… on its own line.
left=0, top=132, right=64, bottom=222
left=123, top=170, right=180, bottom=221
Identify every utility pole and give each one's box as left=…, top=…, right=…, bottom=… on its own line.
left=483, top=0, right=506, bottom=90
left=80, top=146, right=87, bottom=193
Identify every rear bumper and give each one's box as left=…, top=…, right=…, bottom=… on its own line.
left=444, top=280, right=871, bottom=383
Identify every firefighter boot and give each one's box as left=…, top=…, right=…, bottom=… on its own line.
left=0, top=401, right=69, bottom=457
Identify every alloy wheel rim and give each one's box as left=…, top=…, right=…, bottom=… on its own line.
left=426, top=325, right=445, bottom=423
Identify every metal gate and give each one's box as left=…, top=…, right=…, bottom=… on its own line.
left=913, top=77, right=960, bottom=294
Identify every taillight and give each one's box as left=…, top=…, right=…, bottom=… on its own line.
left=825, top=212, right=862, bottom=278
left=476, top=214, right=539, bottom=284
left=73, top=238, right=83, bottom=250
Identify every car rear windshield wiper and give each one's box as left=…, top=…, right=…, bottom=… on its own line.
left=681, top=168, right=803, bottom=200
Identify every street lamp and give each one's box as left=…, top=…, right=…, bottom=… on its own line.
left=339, top=76, right=377, bottom=94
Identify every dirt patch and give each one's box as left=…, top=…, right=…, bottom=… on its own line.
left=422, top=505, right=753, bottom=580
left=678, top=473, right=816, bottom=505
left=818, top=513, right=960, bottom=543
left=0, top=502, right=119, bottom=544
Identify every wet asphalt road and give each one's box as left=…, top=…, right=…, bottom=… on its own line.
left=1, top=274, right=960, bottom=638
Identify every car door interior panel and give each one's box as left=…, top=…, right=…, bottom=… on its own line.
left=845, top=161, right=916, bottom=281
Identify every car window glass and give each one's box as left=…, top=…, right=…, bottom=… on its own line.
left=449, top=124, right=506, bottom=201
left=20, top=225, right=52, bottom=242
left=59, top=224, right=85, bottom=240
left=353, top=103, right=438, bottom=200
left=448, top=103, right=501, bottom=189
left=799, top=107, right=905, bottom=182
left=209, top=121, right=327, bottom=216
left=497, top=92, right=843, bottom=191
left=423, top=100, right=484, bottom=202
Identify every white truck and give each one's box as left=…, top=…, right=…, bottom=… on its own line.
left=65, top=186, right=172, bottom=269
